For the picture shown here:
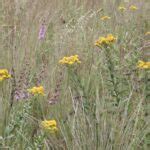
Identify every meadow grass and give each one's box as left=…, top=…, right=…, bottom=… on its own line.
left=0, top=0, right=150, bottom=149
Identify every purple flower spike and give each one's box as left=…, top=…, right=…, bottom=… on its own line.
left=38, top=24, right=46, bottom=40
left=14, top=90, right=29, bottom=101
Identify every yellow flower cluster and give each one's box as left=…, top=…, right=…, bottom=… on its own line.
left=27, top=86, right=45, bottom=96
left=145, top=32, right=150, bottom=35
left=137, top=60, right=150, bottom=69
left=118, top=6, right=126, bottom=11
left=41, top=120, right=58, bottom=133
left=95, top=34, right=117, bottom=47
left=118, top=5, right=138, bottom=12
left=129, top=5, right=138, bottom=11
left=100, top=16, right=111, bottom=21
left=0, top=69, right=11, bottom=82
left=59, top=55, right=81, bottom=65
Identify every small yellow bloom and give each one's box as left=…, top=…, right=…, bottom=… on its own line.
left=59, top=55, right=81, bottom=65
left=137, top=60, right=150, bottom=69
left=27, top=86, right=45, bottom=96
left=100, top=16, right=111, bottom=21
left=0, top=77, right=4, bottom=81
left=106, top=34, right=117, bottom=43
left=118, top=6, right=126, bottom=11
left=41, top=120, right=58, bottom=133
left=0, top=69, right=11, bottom=82
left=95, top=34, right=116, bottom=47
left=129, top=5, right=138, bottom=11
left=145, top=32, right=150, bottom=35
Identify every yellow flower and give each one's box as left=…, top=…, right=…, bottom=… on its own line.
left=118, top=6, right=126, bottom=11
left=100, top=16, right=111, bottom=21
left=129, top=5, right=138, bottom=11
left=41, top=120, right=58, bottom=133
left=137, top=60, right=150, bottom=69
left=145, top=32, right=150, bottom=35
left=27, top=86, right=45, bottom=96
left=106, top=34, right=117, bottom=43
left=0, top=77, right=4, bottom=81
left=59, top=55, right=81, bottom=65
left=95, top=34, right=116, bottom=47
left=0, top=69, right=11, bottom=82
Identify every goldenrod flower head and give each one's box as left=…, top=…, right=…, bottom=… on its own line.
left=145, top=31, right=150, bottom=35
left=41, top=120, right=58, bottom=133
left=100, top=16, right=111, bottom=21
left=95, top=37, right=107, bottom=47
left=137, top=60, right=150, bottom=69
left=129, top=5, right=138, bottom=11
left=27, top=86, right=45, bottom=96
left=59, top=55, right=81, bottom=65
left=0, top=69, right=11, bottom=82
left=118, top=6, right=126, bottom=11
left=95, top=34, right=116, bottom=47
left=106, top=34, right=117, bottom=43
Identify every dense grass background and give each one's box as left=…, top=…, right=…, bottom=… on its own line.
left=0, top=0, right=149, bottom=149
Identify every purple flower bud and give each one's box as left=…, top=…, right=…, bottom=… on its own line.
left=38, top=24, right=46, bottom=40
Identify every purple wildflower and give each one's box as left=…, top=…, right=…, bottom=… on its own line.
left=38, top=24, right=46, bottom=40
left=14, top=90, right=29, bottom=101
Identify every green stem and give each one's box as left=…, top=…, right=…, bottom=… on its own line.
left=105, top=46, right=120, bottom=105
